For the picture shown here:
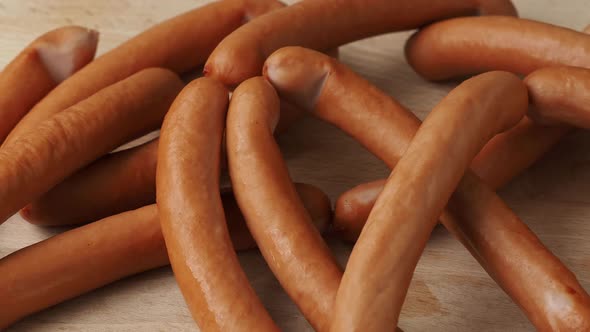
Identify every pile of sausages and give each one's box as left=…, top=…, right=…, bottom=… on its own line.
left=1, top=0, right=590, bottom=330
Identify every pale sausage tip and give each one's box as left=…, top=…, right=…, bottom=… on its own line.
left=264, top=47, right=330, bottom=110
left=584, top=24, right=590, bottom=33
left=35, top=26, right=99, bottom=83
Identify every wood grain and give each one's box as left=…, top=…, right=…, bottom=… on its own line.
left=1, top=1, right=589, bottom=331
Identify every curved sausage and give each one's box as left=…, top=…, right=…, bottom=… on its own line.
left=331, top=71, right=528, bottom=330
left=5, top=0, right=284, bottom=144
left=205, top=0, right=517, bottom=87
left=157, top=77, right=278, bottom=331
left=0, top=26, right=97, bottom=145
left=0, top=68, right=183, bottom=225
left=525, top=66, right=590, bottom=127
left=0, top=183, right=332, bottom=329
left=227, top=77, right=341, bottom=331
left=405, top=16, right=590, bottom=81
left=264, top=47, right=590, bottom=331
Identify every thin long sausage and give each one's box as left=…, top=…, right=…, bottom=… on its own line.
left=0, top=183, right=332, bottom=329
left=405, top=16, right=590, bottom=81
left=205, top=0, right=517, bottom=87
left=0, top=68, right=183, bottom=225
left=5, top=0, right=284, bottom=143
left=263, top=47, right=590, bottom=330
left=331, top=71, right=528, bottom=330
left=526, top=66, right=590, bottom=127
left=157, top=77, right=278, bottom=331
left=0, top=26, right=97, bottom=145
left=227, top=77, right=342, bottom=331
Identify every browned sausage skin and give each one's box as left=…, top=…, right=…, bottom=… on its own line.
left=205, top=0, right=517, bottom=87
left=331, top=71, right=528, bottom=330
left=264, top=47, right=590, bottom=330
left=405, top=16, right=590, bottom=81
left=157, top=78, right=278, bottom=331
left=0, top=183, right=332, bottom=329
left=0, top=68, right=182, bottom=225
left=227, top=77, right=341, bottom=331
left=5, top=0, right=286, bottom=144
left=0, top=26, right=97, bottom=145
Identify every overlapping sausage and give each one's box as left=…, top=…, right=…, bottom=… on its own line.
left=5, top=0, right=285, bottom=143
left=205, top=0, right=517, bottom=87
left=0, top=68, right=182, bottom=225
left=0, top=184, right=332, bottom=329
left=157, top=78, right=278, bottom=331
left=227, top=77, right=341, bottom=331
left=263, top=47, right=590, bottom=330
left=331, top=71, right=528, bottom=330
left=0, top=26, right=97, bottom=145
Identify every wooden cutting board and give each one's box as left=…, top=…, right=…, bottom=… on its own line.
left=1, top=1, right=589, bottom=331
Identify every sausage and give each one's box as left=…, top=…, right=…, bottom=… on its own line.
left=0, top=68, right=183, bottom=225
left=21, top=139, right=159, bottom=226
left=263, top=47, right=590, bottom=331
left=157, top=77, right=278, bottom=331
left=0, top=26, right=97, bottom=145
left=226, top=77, right=341, bottom=331
left=405, top=16, right=590, bottom=81
left=525, top=66, right=590, bottom=128
left=4, top=0, right=284, bottom=144
left=204, top=0, right=517, bottom=87
left=0, top=183, right=332, bottom=329
left=330, top=71, right=528, bottom=330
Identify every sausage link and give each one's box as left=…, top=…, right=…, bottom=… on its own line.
left=157, top=77, right=278, bottom=331
left=227, top=77, right=341, bottom=331
left=331, top=71, right=528, bottom=330
left=525, top=66, right=590, bottom=127
left=5, top=0, right=284, bottom=144
left=263, top=47, right=590, bottom=331
left=0, top=183, right=332, bottom=329
left=205, top=0, right=517, bottom=87
left=0, top=68, right=183, bottom=225
left=0, top=26, right=97, bottom=145
left=405, top=16, right=590, bottom=81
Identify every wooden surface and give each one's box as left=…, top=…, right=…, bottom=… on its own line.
left=1, top=1, right=589, bottom=331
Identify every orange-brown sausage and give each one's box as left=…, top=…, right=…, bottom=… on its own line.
left=405, top=16, right=590, bottom=81
left=264, top=47, right=590, bottom=331
left=205, top=0, right=517, bottom=87
left=5, top=0, right=284, bottom=143
left=0, top=26, right=97, bottom=145
left=0, top=183, right=332, bottom=329
left=227, top=77, right=341, bottom=331
left=0, top=68, right=182, bottom=225
left=331, top=72, right=528, bottom=330
left=525, top=66, right=590, bottom=128
left=157, top=78, right=278, bottom=331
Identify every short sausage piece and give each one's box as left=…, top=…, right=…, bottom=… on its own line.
left=0, top=183, right=332, bottom=329
left=227, top=77, right=342, bottom=331
left=264, top=47, right=590, bottom=331
left=405, top=16, right=590, bottom=81
left=526, top=66, right=590, bottom=128
left=0, top=26, right=97, bottom=145
left=331, top=71, right=528, bottom=330
left=0, top=68, right=183, bottom=225
left=157, top=78, right=278, bottom=331
left=205, top=0, right=517, bottom=87
left=5, top=0, right=284, bottom=143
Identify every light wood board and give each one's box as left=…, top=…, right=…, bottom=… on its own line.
left=0, top=1, right=589, bottom=331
